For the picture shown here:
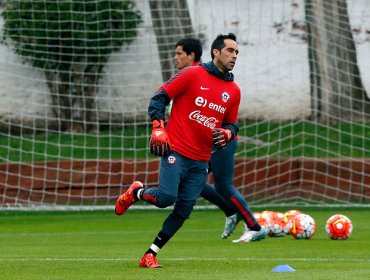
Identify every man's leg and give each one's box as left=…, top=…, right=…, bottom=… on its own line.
left=115, top=151, right=182, bottom=215
left=211, top=139, right=261, bottom=232
left=201, top=183, right=235, bottom=216
left=140, top=155, right=208, bottom=268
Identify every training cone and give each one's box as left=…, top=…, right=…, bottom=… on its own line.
left=272, top=264, right=296, bottom=272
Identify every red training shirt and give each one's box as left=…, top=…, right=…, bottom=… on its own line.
left=162, top=66, right=241, bottom=161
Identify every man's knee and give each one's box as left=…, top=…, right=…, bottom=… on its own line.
left=156, top=193, right=177, bottom=208
left=173, top=201, right=196, bottom=219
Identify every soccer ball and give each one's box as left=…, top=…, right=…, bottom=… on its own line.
left=291, top=213, right=316, bottom=239
left=252, top=212, right=269, bottom=231
left=325, top=214, right=353, bottom=240
left=260, top=210, right=273, bottom=224
left=260, top=210, right=274, bottom=235
left=284, top=209, right=302, bottom=235
left=268, top=211, right=288, bottom=237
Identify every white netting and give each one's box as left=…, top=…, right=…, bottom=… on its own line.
left=0, top=0, right=369, bottom=210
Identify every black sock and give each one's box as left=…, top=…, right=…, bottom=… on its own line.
left=133, top=187, right=143, bottom=200
left=154, top=231, right=171, bottom=248
left=145, top=231, right=171, bottom=256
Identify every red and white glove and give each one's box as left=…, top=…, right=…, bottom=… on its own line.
left=150, top=120, right=170, bottom=156
left=213, top=128, right=232, bottom=149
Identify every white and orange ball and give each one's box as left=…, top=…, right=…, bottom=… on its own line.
left=284, top=209, right=302, bottom=235
left=325, top=214, right=353, bottom=240
left=291, top=213, right=316, bottom=239
left=268, top=211, right=288, bottom=237
left=252, top=212, right=269, bottom=231
left=260, top=210, right=274, bottom=235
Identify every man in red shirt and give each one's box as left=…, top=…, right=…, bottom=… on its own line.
left=172, top=38, right=265, bottom=242
left=115, top=33, right=261, bottom=268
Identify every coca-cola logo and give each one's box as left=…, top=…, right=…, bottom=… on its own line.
left=189, top=110, right=219, bottom=129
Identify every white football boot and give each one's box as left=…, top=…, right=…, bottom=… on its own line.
left=232, top=226, right=267, bottom=243
left=221, top=213, right=241, bottom=239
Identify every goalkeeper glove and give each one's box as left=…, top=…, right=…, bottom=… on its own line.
left=150, top=120, right=170, bottom=156
left=213, top=128, right=232, bottom=149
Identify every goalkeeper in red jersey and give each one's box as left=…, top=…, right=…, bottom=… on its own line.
left=172, top=38, right=265, bottom=241
left=115, top=33, right=260, bottom=268
left=171, top=38, right=238, bottom=218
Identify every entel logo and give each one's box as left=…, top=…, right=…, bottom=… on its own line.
left=195, top=96, right=226, bottom=114
left=195, top=96, right=207, bottom=107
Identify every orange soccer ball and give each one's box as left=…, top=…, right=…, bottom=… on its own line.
left=284, top=209, right=302, bottom=235
left=291, top=213, right=316, bottom=239
left=260, top=210, right=274, bottom=235
left=252, top=212, right=269, bottom=231
left=326, top=214, right=353, bottom=240
left=268, top=211, right=288, bottom=237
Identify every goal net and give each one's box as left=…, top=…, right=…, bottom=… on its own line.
left=0, top=0, right=369, bottom=210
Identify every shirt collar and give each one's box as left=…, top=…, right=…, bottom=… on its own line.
left=200, top=61, right=234, bottom=81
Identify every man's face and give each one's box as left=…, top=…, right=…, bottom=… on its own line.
left=174, top=45, right=194, bottom=70
left=213, top=39, right=238, bottom=72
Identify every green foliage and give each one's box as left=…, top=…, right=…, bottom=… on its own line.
left=1, top=0, right=143, bottom=132
left=1, top=0, right=142, bottom=71
left=0, top=209, right=369, bottom=279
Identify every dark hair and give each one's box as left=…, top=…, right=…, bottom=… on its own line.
left=210, top=33, right=237, bottom=59
left=176, top=38, right=203, bottom=62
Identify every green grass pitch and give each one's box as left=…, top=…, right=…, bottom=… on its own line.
left=0, top=208, right=369, bottom=279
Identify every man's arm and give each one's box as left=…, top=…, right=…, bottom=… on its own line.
left=213, top=122, right=239, bottom=149
left=221, top=122, right=239, bottom=139
left=147, top=88, right=171, bottom=156
left=148, top=88, right=171, bottom=121
left=221, top=86, right=241, bottom=139
left=213, top=89, right=240, bottom=149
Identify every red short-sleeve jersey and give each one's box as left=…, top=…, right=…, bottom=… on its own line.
left=162, top=66, right=241, bottom=161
